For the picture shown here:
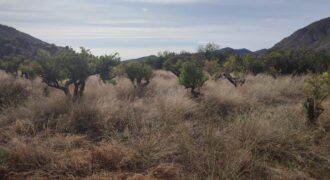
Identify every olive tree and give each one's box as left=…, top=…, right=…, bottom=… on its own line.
left=222, top=55, right=246, bottom=87
left=179, top=61, right=208, bottom=98
left=125, top=62, right=153, bottom=88
left=35, top=47, right=120, bottom=101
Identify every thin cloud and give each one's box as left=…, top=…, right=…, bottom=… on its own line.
left=0, top=0, right=329, bottom=58
left=142, top=8, right=149, bottom=12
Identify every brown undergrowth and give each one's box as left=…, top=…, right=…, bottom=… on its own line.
left=0, top=70, right=329, bottom=179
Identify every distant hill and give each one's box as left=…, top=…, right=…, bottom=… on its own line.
left=126, top=47, right=255, bottom=62
left=126, top=55, right=159, bottom=62
left=253, top=49, right=268, bottom=56
left=215, top=47, right=252, bottom=56
left=273, top=17, right=330, bottom=51
left=0, top=24, right=59, bottom=58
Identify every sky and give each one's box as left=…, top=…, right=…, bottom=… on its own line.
left=0, top=0, right=329, bottom=59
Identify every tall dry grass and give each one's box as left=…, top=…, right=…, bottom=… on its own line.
left=0, top=70, right=330, bottom=179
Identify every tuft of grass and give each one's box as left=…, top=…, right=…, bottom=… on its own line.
left=0, top=75, right=30, bottom=110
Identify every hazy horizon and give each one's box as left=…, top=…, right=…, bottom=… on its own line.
left=0, top=0, right=329, bottom=59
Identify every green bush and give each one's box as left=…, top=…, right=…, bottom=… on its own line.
left=179, top=62, right=208, bottom=97
left=303, top=72, right=330, bottom=125
left=125, top=62, right=153, bottom=87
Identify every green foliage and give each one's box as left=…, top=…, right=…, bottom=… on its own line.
left=162, top=51, right=185, bottom=77
left=224, top=55, right=245, bottom=73
left=35, top=47, right=120, bottom=100
left=179, top=61, right=208, bottom=97
left=262, top=49, right=330, bottom=76
left=125, top=62, right=153, bottom=87
left=197, top=42, right=220, bottom=61
left=303, top=72, right=330, bottom=124
left=203, top=60, right=221, bottom=79
left=160, top=51, right=196, bottom=77
left=19, top=61, right=40, bottom=79
left=0, top=55, right=25, bottom=75
left=95, top=54, right=120, bottom=82
left=242, top=55, right=264, bottom=75
left=304, top=72, right=330, bottom=101
left=143, top=56, right=163, bottom=69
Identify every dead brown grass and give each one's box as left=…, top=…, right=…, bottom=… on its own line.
left=0, top=70, right=329, bottom=179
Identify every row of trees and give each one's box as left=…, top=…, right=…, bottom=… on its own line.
left=144, top=44, right=330, bottom=77
left=1, top=44, right=330, bottom=126
left=0, top=46, right=210, bottom=100
left=0, top=47, right=120, bottom=101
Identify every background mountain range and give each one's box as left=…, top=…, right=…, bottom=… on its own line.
left=0, top=17, right=330, bottom=59
left=0, top=24, right=58, bottom=58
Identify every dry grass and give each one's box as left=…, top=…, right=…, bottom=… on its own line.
left=0, top=70, right=329, bottom=179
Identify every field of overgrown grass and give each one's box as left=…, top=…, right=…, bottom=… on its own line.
left=1, top=70, right=330, bottom=179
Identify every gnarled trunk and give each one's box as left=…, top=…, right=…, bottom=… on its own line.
left=73, top=81, right=85, bottom=102
left=222, top=73, right=245, bottom=87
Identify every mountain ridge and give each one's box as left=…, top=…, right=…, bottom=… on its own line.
left=1, top=17, right=330, bottom=60
left=0, top=24, right=59, bottom=58
left=273, top=17, right=330, bottom=51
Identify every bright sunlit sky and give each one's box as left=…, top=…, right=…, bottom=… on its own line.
left=0, top=0, right=329, bottom=59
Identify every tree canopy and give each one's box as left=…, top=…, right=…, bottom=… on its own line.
left=35, top=47, right=120, bottom=100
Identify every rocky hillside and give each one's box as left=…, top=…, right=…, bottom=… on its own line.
left=273, top=17, right=330, bottom=51
left=0, top=24, right=58, bottom=58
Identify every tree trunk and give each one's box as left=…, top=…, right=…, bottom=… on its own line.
left=62, top=86, right=71, bottom=97
left=305, top=97, right=324, bottom=125
left=190, top=88, right=200, bottom=98
left=73, top=81, right=85, bottom=102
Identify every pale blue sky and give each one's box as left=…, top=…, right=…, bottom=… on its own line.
left=0, top=0, right=329, bottom=59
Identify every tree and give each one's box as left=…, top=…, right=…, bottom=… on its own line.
left=203, top=60, right=221, bottom=79
left=303, top=72, right=330, bottom=125
left=35, top=47, right=120, bottom=101
left=0, top=55, right=25, bottom=76
left=125, top=62, right=153, bottom=88
left=19, top=60, right=40, bottom=79
left=242, top=55, right=264, bottom=75
left=197, top=42, right=220, bottom=61
left=222, top=55, right=246, bottom=87
left=162, top=51, right=184, bottom=77
left=179, top=62, right=208, bottom=97
left=262, top=51, right=285, bottom=78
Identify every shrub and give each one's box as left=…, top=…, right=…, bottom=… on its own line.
left=179, top=62, right=208, bottom=97
left=0, top=77, right=29, bottom=110
left=26, top=96, right=71, bottom=133
left=69, top=103, right=105, bottom=139
left=303, top=72, right=330, bottom=125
